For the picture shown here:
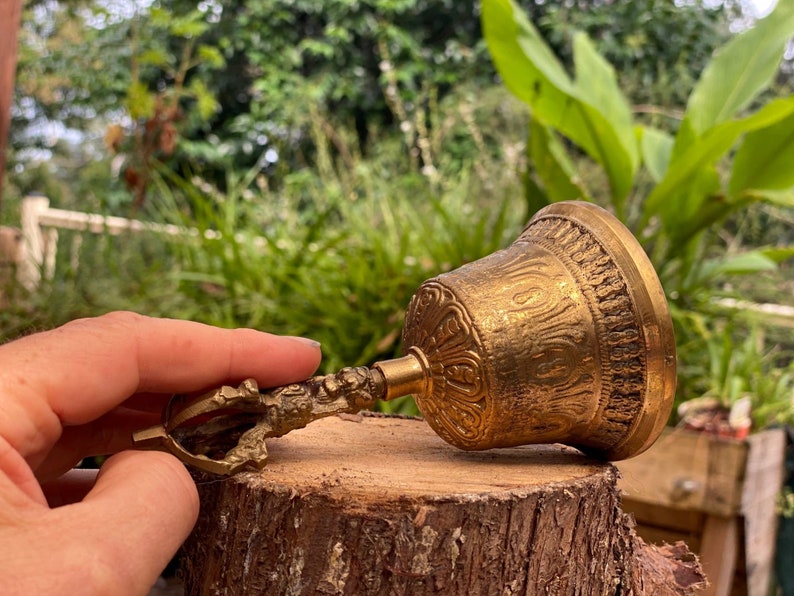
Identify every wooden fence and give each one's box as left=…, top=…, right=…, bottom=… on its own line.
left=10, top=194, right=223, bottom=290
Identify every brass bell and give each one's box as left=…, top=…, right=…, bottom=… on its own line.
left=133, top=201, right=676, bottom=475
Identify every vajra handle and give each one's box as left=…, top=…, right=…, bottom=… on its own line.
left=132, top=354, right=426, bottom=475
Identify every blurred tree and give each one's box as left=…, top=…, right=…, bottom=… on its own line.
left=9, top=1, right=134, bottom=210
left=13, top=2, right=132, bottom=151
left=151, top=0, right=739, bottom=178
left=104, top=6, right=226, bottom=208
left=152, top=0, right=491, bottom=174
left=538, top=0, right=737, bottom=110
left=11, top=1, right=225, bottom=211
left=7, top=0, right=747, bottom=208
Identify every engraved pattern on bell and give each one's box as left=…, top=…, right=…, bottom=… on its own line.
left=520, top=213, right=646, bottom=452
left=402, top=282, right=490, bottom=448
left=485, top=249, right=598, bottom=440
left=402, top=204, right=666, bottom=457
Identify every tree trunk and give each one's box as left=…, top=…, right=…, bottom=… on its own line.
left=180, top=414, right=705, bottom=595
left=0, top=0, right=23, bottom=208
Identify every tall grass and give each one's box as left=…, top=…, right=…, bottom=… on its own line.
left=673, top=309, right=794, bottom=428
left=152, top=131, right=523, bottom=372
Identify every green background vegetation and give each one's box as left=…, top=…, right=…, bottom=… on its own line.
left=3, top=0, right=794, bottom=425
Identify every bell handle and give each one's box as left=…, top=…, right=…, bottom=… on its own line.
left=131, top=354, right=428, bottom=475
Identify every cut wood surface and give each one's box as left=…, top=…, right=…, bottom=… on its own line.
left=181, top=414, right=704, bottom=595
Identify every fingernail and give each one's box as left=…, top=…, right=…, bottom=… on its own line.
left=289, top=336, right=321, bottom=349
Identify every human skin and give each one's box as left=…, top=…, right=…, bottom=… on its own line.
left=0, top=311, right=321, bottom=594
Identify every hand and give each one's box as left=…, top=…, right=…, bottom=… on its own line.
left=0, top=311, right=321, bottom=594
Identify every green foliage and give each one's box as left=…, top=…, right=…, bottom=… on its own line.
left=674, top=316, right=794, bottom=428
left=131, top=0, right=494, bottom=183
left=730, top=110, right=794, bottom=201
left=2, top=90, right=525, bottom=416
left=10, top=0, right=744, bottom=212
left=13, top=2, right=132, bottom=138
left=483, top=2, right=638, bottom=212
left=642, top=5, right=794, bottom=253
left=8, top=0, right=793, bottom=429
left=483, top=0, right=794, bottom=265
left=147, top=103, right=522, bottom=374
left=683, top=3, right=793, bottom=135
left=536, top=0, right=735, bottom=109
left=225, top=0, right=487, bottom=113
left=780, top=487, right=794, bottom=518
left=0, top=227, right=191, bottom=341
left=107, top=5, right=227, bottom=208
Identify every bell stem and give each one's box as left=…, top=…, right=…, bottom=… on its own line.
left=373, top=350, right=428, bottom=402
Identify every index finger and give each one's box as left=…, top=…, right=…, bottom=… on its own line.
left=0, top=311, right=322, bottom=459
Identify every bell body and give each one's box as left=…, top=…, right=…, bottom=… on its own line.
left=401, top=202, right=676, bottom=460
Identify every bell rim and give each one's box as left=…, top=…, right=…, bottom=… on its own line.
left=531, top=201, right=677, bottom=461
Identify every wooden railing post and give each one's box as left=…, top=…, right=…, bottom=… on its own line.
left=19, top=195, right=53, bottom=290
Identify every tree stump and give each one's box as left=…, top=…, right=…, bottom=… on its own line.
left=180, top=414, right=705, bottom=595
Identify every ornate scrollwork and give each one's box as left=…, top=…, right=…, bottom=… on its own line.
left=137, top=367, right=385, bottom=475
left=519, top=214, right=647, bottom=450
left=402, top=282, right=489, bottom=448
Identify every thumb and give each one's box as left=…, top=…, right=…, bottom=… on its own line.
left=63, top=451, right=199, bottom=594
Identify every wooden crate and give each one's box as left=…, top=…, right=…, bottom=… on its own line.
left=616, top=427, right=786, bottom=596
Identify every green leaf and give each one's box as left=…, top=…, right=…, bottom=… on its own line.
left=170, top=15, right=209, bottom=39
left=685, top=0, right=794, bottom=135
left=137, top=48, right=172, bottom=69
left=730, top=109, right=794, bottom=196
left=299, top=39, right=335, bottom=59
left=482, top=0, right=637, bottom=209
left=527, top=118, right=590, bottom=204
left=759, top=246, right=794, bottom=264
left=324, top=24, right=353, bottom=43
left=646, top=96, right=794, bottom=222
left=197, top=45, right=225, bottom=69
left=189, top=79, right=219, bottom=121
left=638, top=126, right=674, bottom=182
left=149, top=7, right=172, bottom=27
left=698, top=251, right=779, bottom=281
left=744, top=188, right=794, bottom=207
left=482, top=0, right=574, bottom=101
left=659, top=166, right=724, bottom=248
left=523, top=168, right=551, bottom=216
left=125, top=81, right=155, bottom=120
left=572, top=32, right=638, bottom=171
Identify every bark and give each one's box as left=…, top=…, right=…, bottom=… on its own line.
left=0, top=0, right=23, bottom=207
left=180, top=414, right=705, bottom=595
